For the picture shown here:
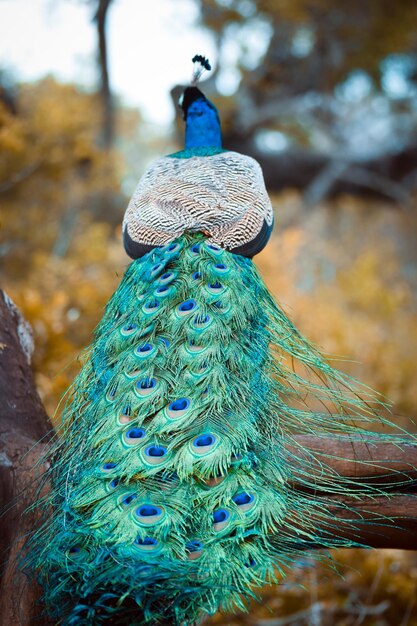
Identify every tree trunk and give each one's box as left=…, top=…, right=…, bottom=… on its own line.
left=0, top=291, right=53, bottom=625
left=94, top=0, right=114, bottom=148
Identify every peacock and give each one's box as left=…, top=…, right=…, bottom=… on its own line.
left=25, top=56, right=412, bottom=625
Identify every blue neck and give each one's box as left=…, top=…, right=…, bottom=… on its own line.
left=185, top=99, right=222, bottom=149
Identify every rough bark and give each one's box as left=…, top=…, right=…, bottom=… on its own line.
left=0, top=290, right=415, bottom=624
left=0, top=291, right=53, bottom=625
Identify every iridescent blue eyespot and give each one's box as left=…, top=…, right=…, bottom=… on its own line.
left=136, top=343, right=153, bottom=353
left=135, top=536, right=158, bottom=546
left=122, top=494, right=137, bottom=506
left=165, top=242, right=180, bottom=253
left=107, top=386, right=117, bottom=399
left=207, top=243, right=221, bottom=251
left=213, top=509, right=230, bottom=524
left=136, top=505, right=162, bottom=517
left=190, top=243, right=201, bottom=254
left=102, top=462, right=117, bottom=471
left=186, top=540, right=204, bottom=553
left=110, top=478, right=120, bottom=488
left=215, top=263, right=227, bottom=270
left=178, top=299, right=197, bottom=312
left=193, top=434, right=215, bottom=447
left=137, top=378, right=156, bottom=390
left=169, top=398, right=190, bottom=412
left=192, top=271, right=201, bottom=280
left=150, top=263, right=163, bottom=276
left=156, top=285, right=169, bottom=294
left=160, top=337, right=170, bottom=348
left=68, top=545, right=81, bottom=554
left=126, top=428, right=146, bottom=439
left=193, top=314, right=210, bottom=325
left=122, top=323, right=137, bottom=332
left=148, top=299, right=159, bottom=308
left=208, top=282, right=223, bottom=290
left=245, top=557, right=256, bottom=568
left=232, top=492, right=254, bottom=506
left=145, top=445, right=167, bottom=458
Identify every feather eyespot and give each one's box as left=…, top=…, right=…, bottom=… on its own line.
left=134, top=536, right=161, bottom=552
left=121, top=323, right=137, bottom=336
left=158, top=271, right=176, bottom=285
left=135, top=377, right=158, bottom=398
left=143, top=299, right=160, bottom=315
left=191, top=432, right=218, bottom=456
left=165, top=397, right=191, bottom=421
left=232, top=492, right=256, bottom=512
left=136, top=536, right=158, bottom=546
left=134, top=505, right=165, bottom=526
left=150, top=263, right=164, bottom=277
left=177, top=299, right=197, bottom=314
left=169, top=398, right=190, bottom=411
left=186, top=539, right=204, bottom=560
left=125, top=427, right=146, bottom=441
left=137, top=505, right=161, bottom=516
left=189, top=243, right=201, bottom=255
left=121, top=493, right=137, bottom=507
left=193, top=314, right=210, bottom=327
left=145, top=445, right=167, bottom=458
left=194, top=434, right=215, bottom=447
left=164, top=242, right=181, bottom=254
left=134, top=343, right=157, bottom=359
left=102, top=462, right=117, bottom=472
left=213, top=509, right=229, bottom=523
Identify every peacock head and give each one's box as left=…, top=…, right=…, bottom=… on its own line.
left=180, top=56, right=222, bottom=150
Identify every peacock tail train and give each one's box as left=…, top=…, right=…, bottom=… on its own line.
left=25, top=232, right=408, bottom=625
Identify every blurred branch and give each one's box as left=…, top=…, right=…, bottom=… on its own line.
left=93, top=0, right=114, bottom=148
left=303, top=159, right=350, bottom=206
left=304, top=161, right=411, bottom=207
left=341, top=167, right=411, bottom=206
left=0, top=163, right=42, bottom=194
left=224, top=141, right=417, bottom=202
left=51, top=206, right=78, bottom=258
left=253, top=600, right=390, bottom=625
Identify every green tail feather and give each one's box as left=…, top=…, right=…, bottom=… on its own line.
left=25, top=233, right=412, bottom=625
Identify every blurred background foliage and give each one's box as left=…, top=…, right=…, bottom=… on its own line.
left=1, top=0, right=417, bottom=623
